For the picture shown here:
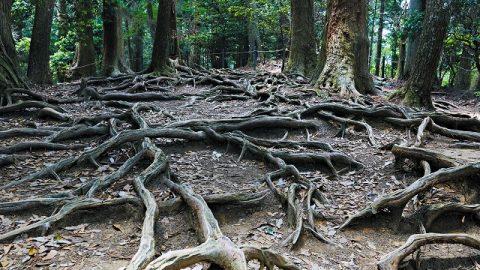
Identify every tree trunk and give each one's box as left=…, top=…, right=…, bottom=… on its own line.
left=0, top=11, right=25, bottom=90
left=401, top=0, right=425, bottom=80
left=314, top=0, right=375, bottom=98
left=285, top=0, right=316, bottom=77
left=374, top=0, right=385, bottom=76
left=402, top=0, right=450, bottom=109
left=149, top=0, right=174, bottom=73
left=27, top=0, right=55, bottom=84
left=125, top=19, right=134, bottom=68
left=0, top=0, right=18, bottom=70
left=170, top=4, right=180, bottom=60
left=247, top=0, right=260, bottom=68
left=132, top=25, right=145, bottom=72
left=71, top=0, right=96, bottom=79
left=57, top=0, right=69, bottom=39
left=368, top=0, right=377, bottom=67
left=397, top=38, right=406, bottom=78
left=453, top=46, right=473, bottom=91
left=102, top=0, right=130, bottom=76
left=146, top=1, right=156, bottom=40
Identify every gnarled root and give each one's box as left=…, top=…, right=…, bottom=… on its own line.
left=340, top=162, right=480, bottom=230
left=377, top=233, right=480, bottom=270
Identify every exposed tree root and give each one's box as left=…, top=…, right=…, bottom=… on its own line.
left=377, top=233, right=480, bottom=270
left=391, top=145, right=458, bottom=169
left=3, top=67, right=480, bottom=269
left=339, top=162, right=480, bottom=230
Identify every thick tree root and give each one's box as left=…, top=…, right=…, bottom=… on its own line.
left=377, top=233, right=480, bottom=270
left=339, top=162, right=480, bottom=230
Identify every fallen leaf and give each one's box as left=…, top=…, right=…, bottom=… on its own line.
left=28, top=246, right=38, bottom=256
left=42, top=250, right=58, bottom=261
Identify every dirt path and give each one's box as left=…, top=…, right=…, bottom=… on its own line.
left=1, top=68, right=480, bottom=269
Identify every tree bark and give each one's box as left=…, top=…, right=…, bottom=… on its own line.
left=71, top=0, right=96, bottom=79
left=453, top=46, right=473, bottom=91
left=27, top=0, right=55, bottom=84
left=148, top=0, right=174, bottom=73
left=368, top=0, right=378, bottom=67
left=285, top=0, right=317, bottom=77
left=401, top=0, right=425, bottom=80
left=397, top=38, right=406, bottom=78
left=314, top=0, right=375, bottom=98
left=374, top=0, right=385, bottom=76
left=402, top=0, right=450, bottom=109
left=0, top=34, right=24, bottom=91
left=102, top=0, right=130, bottom=76
left=0, top=0, right=18, bottom=70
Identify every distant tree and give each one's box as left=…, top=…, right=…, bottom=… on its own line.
left=27, top=0, right=55, bottom=84
left=102, top=0, right=130, bottom=76
left=71, top=0, right=96, bottom=79
left=148, top=0, right=175, bottom=73
left=400, top=0, right=451, bottom=109
left=285, top=0, right=316, bottom=77
left=314, top=0, right=375, bottom=99
left=374, top=0, right=385, bottom=76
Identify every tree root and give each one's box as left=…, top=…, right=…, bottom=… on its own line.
left=339, top=162, right=480, bottom=230
left=0, top=141, right=84, bottom=154
left=377, top=233, right=480, bottom=270
left=391, top=145, right=458, bottom=169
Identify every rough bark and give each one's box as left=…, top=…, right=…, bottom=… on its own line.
left=71, top=0, right=96, bottom=79
left=27, top=0, right=55, bottom=84
left=368, top=0, right=378, bottom=67
left=0, top=0, right=18, bottom=70
left=401, top=0, right=424, bottom=80
left=285, top=0, right=317, bottom=77
left=148, top=0, right=174, bottom=73
left=374, top=0, right=385, bottom=76
left=102, top=0, right=130, bottom=76
left=397, top=38, right=406, bottom=79
left=314, top=0, right=375, bottom=98
left=401, top=0, right=450, bottom=109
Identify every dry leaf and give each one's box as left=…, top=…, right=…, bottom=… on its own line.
left=28, top=246, right=38, bottom=256
left=42, top=250, right=58, bottom=261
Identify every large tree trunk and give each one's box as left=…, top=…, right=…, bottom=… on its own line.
left=401, top=0, right=425, bottom=80
left=285, top=0, right=316, bottom=77
left=453, top=46, right=473, bottom=91
left=102, top=0, right=130, bottom=76
left=0, top=0, right=18, bottom=70
left=71, top=0, right=96, bottom=79
left=374, top=0, right=385, bottom=76
left=314, top=0, right=375, bottom=98
left=148, top=0, right=174, bottom=73
left=27, top=0, right=55, bottom=84
left=402, top=0, right=450, bottom=109
left=0, top=31, right=24, bottom=92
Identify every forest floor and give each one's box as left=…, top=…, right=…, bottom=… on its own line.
left=1, top=63, right=480, bottom=270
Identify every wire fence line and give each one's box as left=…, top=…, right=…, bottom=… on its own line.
left=68, top=48, right=287, bottom=71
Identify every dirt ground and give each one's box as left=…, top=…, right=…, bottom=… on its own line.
left=1, top=67, right=480, bottom=269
